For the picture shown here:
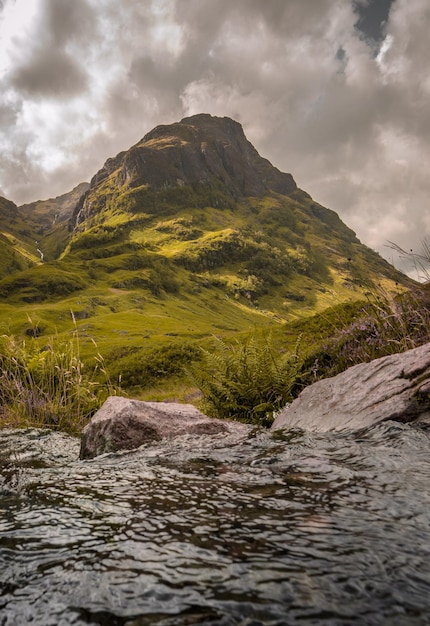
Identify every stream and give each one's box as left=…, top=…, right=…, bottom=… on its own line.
left=0, top=421, right=430, bottom=625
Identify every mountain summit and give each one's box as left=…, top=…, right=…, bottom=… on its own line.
left=73, top=114, right=296, bottom=226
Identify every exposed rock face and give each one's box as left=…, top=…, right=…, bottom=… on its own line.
left=19, top=182, right=90, bottom=224
left=0, top=196, right=18, bottom=218
left=73, top=113, right=296, bottom=226
left=272, top=342, right=430, bottom=433
left=128, top=114, right=297, bottom=196
left=80, top=396, right=249, bottom=459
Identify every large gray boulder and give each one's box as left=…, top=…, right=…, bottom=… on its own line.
left=80, top=397, right=247, bottom=459
left=272, top=342, right=430, bottom=433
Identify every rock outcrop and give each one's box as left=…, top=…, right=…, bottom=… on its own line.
left=272, top=342, right=430, bottom=433
left=0, top=195, right=18, bottom=217
left=80, top=396, right=249, bottom=459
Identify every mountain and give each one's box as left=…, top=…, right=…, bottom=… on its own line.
left=66, top=113, right=404, bottom=302
left=0, top=114, right=410, bottom=393
left=0, top=183, right=90, bottom=278
left=20, top=182, right=89, bottom=228
left=19, top=182, right=90, bottom=260
left=0, top=195, right=42, bottom=278
left=72, top=113, right=296, bottom=227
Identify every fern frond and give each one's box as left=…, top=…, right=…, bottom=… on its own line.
left=188, top=330, right=301, bottom=426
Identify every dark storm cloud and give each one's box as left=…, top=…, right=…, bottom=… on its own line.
left=353, top=0, right=396, bottom=44
left=7, top=0, right=95, bottom=98
left=43, top=0, right=95, bottom=45
left=11, top=49, right=87, bottom=98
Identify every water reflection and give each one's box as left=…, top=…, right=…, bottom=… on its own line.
left=0, top=423, right=430, bottom=625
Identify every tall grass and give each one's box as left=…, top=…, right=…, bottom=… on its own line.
left=388, top=240, right=430, bottom=282
left=0, top=317, right=117, bottom=434
left=295, top=286, right=430, bottom=389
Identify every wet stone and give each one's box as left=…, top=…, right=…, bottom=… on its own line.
left=272, top=341, right=430, bottom=433
left=80, top=396, right=251, bottom=459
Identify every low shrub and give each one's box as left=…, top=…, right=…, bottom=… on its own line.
left=69, top=225, right=125, bottom=250
left=298, top=288, right=430, bottom=387
left=108, top=342, right=202, bottom=390
left=188, top=332, right=301, bottom=427
left=111, top=267, right=180, bottom=295
left=0, top=265, right=86, bottom=301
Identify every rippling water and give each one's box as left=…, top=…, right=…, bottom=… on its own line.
left=1, top=421, right=430, bottom=625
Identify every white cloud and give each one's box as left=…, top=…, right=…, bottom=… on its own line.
left=0, top=0, right=42, bottom=74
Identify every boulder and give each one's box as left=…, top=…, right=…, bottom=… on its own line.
left=272, top=342, right=430, bottom=433
left=80, top=396, right=244, bottom=459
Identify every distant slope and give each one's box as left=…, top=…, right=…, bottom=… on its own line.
left=0, top=196, right=41, bottom=279
left=0, top=183, right=89, bottom=282
left=19, top=182, right=90, bottom=260
left=20, top=182, right=89, bottom=226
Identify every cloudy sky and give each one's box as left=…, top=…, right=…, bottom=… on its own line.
left=0, top=0, right=428, bottom=275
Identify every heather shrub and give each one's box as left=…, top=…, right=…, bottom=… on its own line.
left=299, top=288, right=430, bottom=386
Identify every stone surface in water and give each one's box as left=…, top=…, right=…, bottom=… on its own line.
left=80, top=396, right=251, bottom=459
left=272, top=341, right=430, bottom=432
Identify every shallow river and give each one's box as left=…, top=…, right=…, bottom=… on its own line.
left=0, top=421, right=430, bottom=625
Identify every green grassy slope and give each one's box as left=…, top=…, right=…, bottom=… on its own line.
left=0, top=185, right=409, bottom=399
left=0, top=196, right=42, bottom=279
left=0, top=115, right=412, bottom=401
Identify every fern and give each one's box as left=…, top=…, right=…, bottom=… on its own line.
left=188, top=331, right=301, bottom=426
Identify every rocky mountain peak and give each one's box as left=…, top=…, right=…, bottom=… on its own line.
left=142, top=113, right=245, bottom=147
left=75, top=114, right=297, bottom=226
left=125, top=113, right=296, bottom=196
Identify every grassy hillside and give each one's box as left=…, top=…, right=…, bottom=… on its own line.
left=0, top=115, right=412, bottom=408
left=0, top=196, right=41, bottom=279
left=0, top=187, right=410, bottom=402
